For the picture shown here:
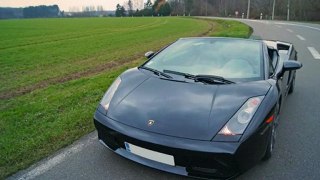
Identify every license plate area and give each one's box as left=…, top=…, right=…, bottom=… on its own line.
left=124, top=142, right=175, bottom=166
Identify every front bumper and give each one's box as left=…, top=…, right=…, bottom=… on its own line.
left=94, top=110, right=270, bottom=179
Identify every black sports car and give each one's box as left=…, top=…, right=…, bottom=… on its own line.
left=94, top=37, right=302, bottom=179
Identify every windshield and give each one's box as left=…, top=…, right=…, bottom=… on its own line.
left=144, top=38, right=263, bottom=82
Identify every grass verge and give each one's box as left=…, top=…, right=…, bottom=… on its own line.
left=0, top=59, right=144, bottom=178
left=0, top=17, right=251, bottom=178
left=209, top=19, right=253, bottom=38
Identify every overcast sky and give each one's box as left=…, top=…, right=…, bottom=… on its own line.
left=0, top=0, right=147, bottom=11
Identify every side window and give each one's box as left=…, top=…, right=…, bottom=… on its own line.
left=267, top=48, right=278, bottom=76
left=268, top=56, right=275, bottom=76
left=271, top=51, right=278, bottom=68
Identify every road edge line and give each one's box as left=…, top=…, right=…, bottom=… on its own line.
left=8, top=132, right=98, bottom=180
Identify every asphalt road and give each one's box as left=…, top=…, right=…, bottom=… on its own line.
left=10, top=18, right=320, bottom=180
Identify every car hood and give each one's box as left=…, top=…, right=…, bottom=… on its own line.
left=107, top=68, right=271, bottom=141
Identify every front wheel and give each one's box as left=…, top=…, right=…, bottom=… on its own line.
left=262, top=103, right=280, bottom=161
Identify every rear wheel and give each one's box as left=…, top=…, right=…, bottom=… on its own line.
left=263, top=103, right=280, bottom=161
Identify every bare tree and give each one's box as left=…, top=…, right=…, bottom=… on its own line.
left=152, top=0, right=320, bottom=20
left=128, top=0, right=134, bottom=16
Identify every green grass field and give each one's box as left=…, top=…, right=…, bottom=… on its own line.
left=0, top=17, right=251, bottom=178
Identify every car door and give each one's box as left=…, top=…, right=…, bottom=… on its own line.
left=267, top=46, right=288, bottom=100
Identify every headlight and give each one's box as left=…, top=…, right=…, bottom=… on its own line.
left=217, top=96, right=264, bottom=136
left=100, top=77, right=121, bottom=111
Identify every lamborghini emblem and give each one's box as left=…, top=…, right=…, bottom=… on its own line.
left=148, top=120, right=155, bottom=126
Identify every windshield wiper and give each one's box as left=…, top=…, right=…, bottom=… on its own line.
left=193, top=75, right=235, bottom=84
left=139, top=66, right=172, bottom=79
left=163, top=69, right=194, bottom=78
left=163, top=69, right=234, bottom=84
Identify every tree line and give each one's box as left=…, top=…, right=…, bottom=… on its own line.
left=116, top=0, right=171, bottom=17
left=1, top=0, right=318, bottom=20
left=23, top=5, right=60, bottom=18
left=0, top=5, right=60, bottom=19
left=116, top=0, right=320, bottom=20
left=0, top=5, right=114, bottom=19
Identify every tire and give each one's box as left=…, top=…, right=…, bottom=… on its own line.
left=262, top=103, right=280, bottom=161
left=288, top=73, right=296, bottom=94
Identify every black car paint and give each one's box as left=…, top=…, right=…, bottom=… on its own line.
left=269, top=43, right=298, bottom=111
left=94, top=111, right=272, bottom=179
left=94, top=38, right=301, bottom=179
left=107, top=68, right=270, bottom=141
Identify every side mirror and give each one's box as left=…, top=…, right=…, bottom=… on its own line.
left=283, top=60, right=303, bottom=71
left=144, top=51, right=154, bottom=59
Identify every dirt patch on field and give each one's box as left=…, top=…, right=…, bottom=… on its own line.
left=199, top=20, right=215, bottom=36
left=0, top=55, right=141, bottom=100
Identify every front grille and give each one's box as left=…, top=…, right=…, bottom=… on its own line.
left=94, top=119, right=238, bottom=178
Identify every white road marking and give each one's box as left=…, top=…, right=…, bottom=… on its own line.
left=275, top=22, right=320, bottom=32
left=296, top=35, right=306, bottom=40
left=308, top=47, right=320, bottom=59
left=247, top=19, right=260, bottom=22
left=287, top=29, right=293, bottom=32
left=14, top=133, right=97, bottom=180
